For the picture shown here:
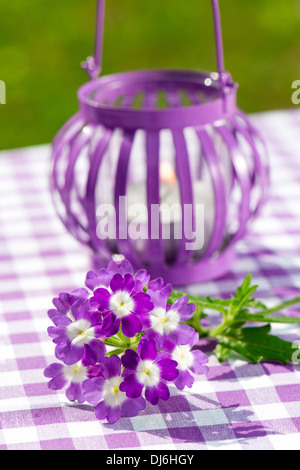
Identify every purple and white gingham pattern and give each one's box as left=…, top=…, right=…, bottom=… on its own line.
left=1, top=109, right=300, bottom=450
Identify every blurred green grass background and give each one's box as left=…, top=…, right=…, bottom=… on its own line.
left=0, top=0, right=300, bottom=150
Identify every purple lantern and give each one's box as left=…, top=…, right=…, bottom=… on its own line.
left=50, top=0, right=268, bottom=286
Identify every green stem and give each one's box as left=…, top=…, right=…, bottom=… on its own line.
left=183, top=305, right=209, bottom=338
left=102, top=338, right=123, bottom=348
left=106, top=348, right=126, bottom=357
left=209, top=321, right=230, bottom=339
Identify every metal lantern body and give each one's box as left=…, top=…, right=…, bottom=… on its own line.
left=50, top=1, right=268, bottom=286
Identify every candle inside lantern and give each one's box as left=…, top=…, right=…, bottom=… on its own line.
left=125, top=161, right=215, bottom=262
left=160, top=161, right=177, bottom=185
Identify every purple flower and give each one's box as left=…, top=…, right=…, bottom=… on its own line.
left=107, top=258, right=150, bottom=294
left=160, top=333, right=209, bottom=390
left=142, top=278, right=195, bottom=349
left=92, top=273, right=153, bottom=338
left=82, top=355, right=146, bottom=424
left=86, top=256, right=149, bottom=294
left=44, top=257, right=210, bottom=424
left=120, top=340, right=179, bottom=405
left=47, top=298, right=106, bottom=366
left=44, top=361, right=90, bottom=403
left=85, top=268, right=112, bottom=293
left=48, top=289, right=89, bottom=325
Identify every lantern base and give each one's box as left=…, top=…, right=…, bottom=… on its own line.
left=146, top=248, right=237, bottom=287
left=92, top=247, right=236, bottom=287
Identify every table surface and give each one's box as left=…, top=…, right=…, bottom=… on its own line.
left=1, top=109, right=300, bottom=450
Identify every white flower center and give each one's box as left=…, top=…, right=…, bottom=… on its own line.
left=102, top=376, right=127, bottom=408
left=66, top=319, right=95, bottom=347
left=109, top=291, right=134, bottom=319
left=171, top=345, right=194, bottom=371
left=150, top=307, right=180, bottom=335
left=112, top=254, right=125, bottom=263
left=136, top=360, right=160, bottom=387
left=63, top=362, right=88, bottom=383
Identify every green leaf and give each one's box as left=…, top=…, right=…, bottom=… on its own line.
left=172, top=273, right=300, bottom=364
left=243, top=299, right=267, bottom=310
left=238, top=314, right=300, bottom=325
left=203, top=296, right=232, bottom=307
left=215, top=325, right=297, bottom=364
left=228, top=274, right=260, bottom=317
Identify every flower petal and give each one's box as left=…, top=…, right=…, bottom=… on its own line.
left=134, top=269, right=150, bottom=288
left=66, top=382, right=85, bottom=403
left=168, top=324, right=195, bottom=345
left=121, top=349, right=140, bottom=370
left=157, top=381, right=170, bottom=401
left=138, top=339, right=157, bottom=361
left=145, top=386, right=159, bottom=405
left=82, top=377, right=105, bottom=405
left=82, top=339, right=106, bottom=366
left=161, top=335, right=176, bottom=352
left=101, top=355, right=122, bottom=380
left=148, top=282, right=173, bottom=309
left=61, top=342, right=84, bottom=366
left=48, top=375, right=67, bottom=391
left=107, top=406, right=122, bottom=424
left=170, top=296, right=195, bottom=321
left=52, top=293, right=73, bottom=314
left=147, top=278, right=164, bottom=292
left=71, top=298, right=93, bottom=322
left=121, top=314, right=142, bottom=338
left=174, top=370, right=194, bottom=390
left=55, top=342, right=68, bottom=361
left=157, top=358, right=179, bottom=381
left=92, top=288, right=111, bottom=311
left=189, top=331, right=200, bottom=348
left=95, top=400, right=110, bottom=420
left=132, top=292, right=153, bottom=314
left=44, top=363, right=64, bottom=379
left=121, top=396, right=146, bottom=417
left=102, top=312, right=120, bottom=337
left=108, top=259, right=133, bottom=276
left=47, top=325, right=69, bottom=344
left=119, top=374, right=143, bottom=398
left=50, top=315, right=73, bottom=327
left=110, top=273, right=125, bottom=293
left=123, top=273, right=135, bottom=293
left=190, top=350, right=209, bottom=375
left=141, top=330, right=163, bottom=349
left=47, top=309, right=61, bottom=324
left=71, top=288, right=90, bottom=300
left=85, top=269, right=111, bottom=291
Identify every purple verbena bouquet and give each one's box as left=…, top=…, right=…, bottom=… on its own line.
left=45, top=255, right=300, bottom=423
left=44, top=256, right=209, bottom=424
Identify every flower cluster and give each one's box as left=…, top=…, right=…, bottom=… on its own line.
left=44, top=256, right=209, bottom=424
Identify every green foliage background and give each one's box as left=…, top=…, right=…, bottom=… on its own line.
left=0, top=0, right=300, bottom=150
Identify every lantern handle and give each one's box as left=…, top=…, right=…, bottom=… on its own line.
left=81, top=0, right=230, bottom=90
left=211, top=0, right=224, bottom=75
left=81, top=0, right=105, bottom=80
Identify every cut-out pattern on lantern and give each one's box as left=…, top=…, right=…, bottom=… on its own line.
left=50, top=0, right=269, bottom=285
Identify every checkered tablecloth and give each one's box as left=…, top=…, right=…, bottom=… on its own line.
left=1, top=109, right=300, bottom=450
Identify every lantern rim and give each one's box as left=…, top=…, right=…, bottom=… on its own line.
left=77, top=68, right=238, bottom=131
